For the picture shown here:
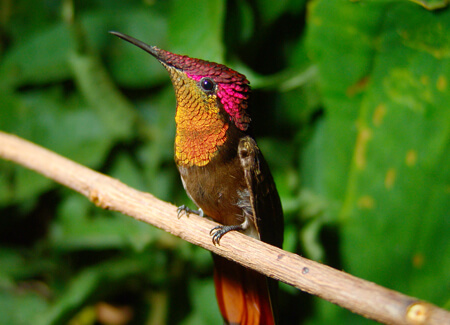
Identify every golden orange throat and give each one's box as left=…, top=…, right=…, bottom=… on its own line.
left=167, top=67, right=229, bottom=167
left=174, top=94, right=229, bottom=167
left=175, top=110, right=228, bottom=166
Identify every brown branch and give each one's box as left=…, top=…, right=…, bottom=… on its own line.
left=0, top=130, right=448, bottom=325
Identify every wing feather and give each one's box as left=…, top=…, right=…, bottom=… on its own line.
left=238, top=136, right=284, bottom=248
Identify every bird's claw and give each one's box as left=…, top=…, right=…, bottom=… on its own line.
left=209, top=224, right=243, bottom=245
left=210, top=226, right=224, bottom=245
left=177, top=205, right=203, bottom=219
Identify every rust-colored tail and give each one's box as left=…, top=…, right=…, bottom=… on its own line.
left=213, top=255, right=276, bottom=325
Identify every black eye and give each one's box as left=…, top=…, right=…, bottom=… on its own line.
left=200, top=78, right=215, bottom=92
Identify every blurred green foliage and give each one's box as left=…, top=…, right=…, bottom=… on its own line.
left=0, top=0, right=448, bottom=324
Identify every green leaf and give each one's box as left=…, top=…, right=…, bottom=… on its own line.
left=0, top=88, right=113, bottom=203
left=135, top=86, right=179, bottom=201
left=0, top=248, right=56, bottom=325
left=35, top=255, right=156, bottom=325
left=306, top=1, right=450, bottom=322
left=68, top=49, right=136, bottom=141
left=305, top=1, right=387, bottom=210
left=50, top=193, right=162, bottom=252
left=179, top=278, right=222, bottom=325
left=107, top=8, right=170, bottom=87
left=340, top=1, right=450, bottom=305
left=0, top=289, right=49, bottom=325
left=255, top=0, right=306, bottom=26
left=408, top=0, right=449, bottom=10
left=0, top=24, right=74, bottom=88
left=18, top=90, right=113, bottom=167
left=168, top=0, right=225, bottom=62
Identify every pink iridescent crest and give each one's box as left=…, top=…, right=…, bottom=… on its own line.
left=157, top=49, right=251, bottom=131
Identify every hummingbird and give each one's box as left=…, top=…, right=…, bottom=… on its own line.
left=111, top=31, right=284, bottom=325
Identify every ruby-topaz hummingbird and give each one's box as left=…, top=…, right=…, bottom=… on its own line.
left=111, top=31, right=284, bottom=325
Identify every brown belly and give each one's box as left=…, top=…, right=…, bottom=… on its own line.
left=178, top=157, right=246, bottom=226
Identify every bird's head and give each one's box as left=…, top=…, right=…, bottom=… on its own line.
left=110, top=31, right=251, bottom=132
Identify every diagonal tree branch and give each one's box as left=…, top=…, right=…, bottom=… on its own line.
left=0, top=130, right=448, bottom=325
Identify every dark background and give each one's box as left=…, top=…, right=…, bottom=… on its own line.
left=0, top=0, right=449, bottom=324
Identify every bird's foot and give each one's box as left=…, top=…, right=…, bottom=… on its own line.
left=177, top=205, right=204, bottom=219
left=209, top=224, right=244, bottom=245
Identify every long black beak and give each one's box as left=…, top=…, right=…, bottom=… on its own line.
left=109, top=31, right=162, bottom=61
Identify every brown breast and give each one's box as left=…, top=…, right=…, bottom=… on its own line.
left=177, top=151, right=247, bottom=226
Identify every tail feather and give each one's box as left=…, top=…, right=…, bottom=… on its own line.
left=213, top=255, right=276, bottom=325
